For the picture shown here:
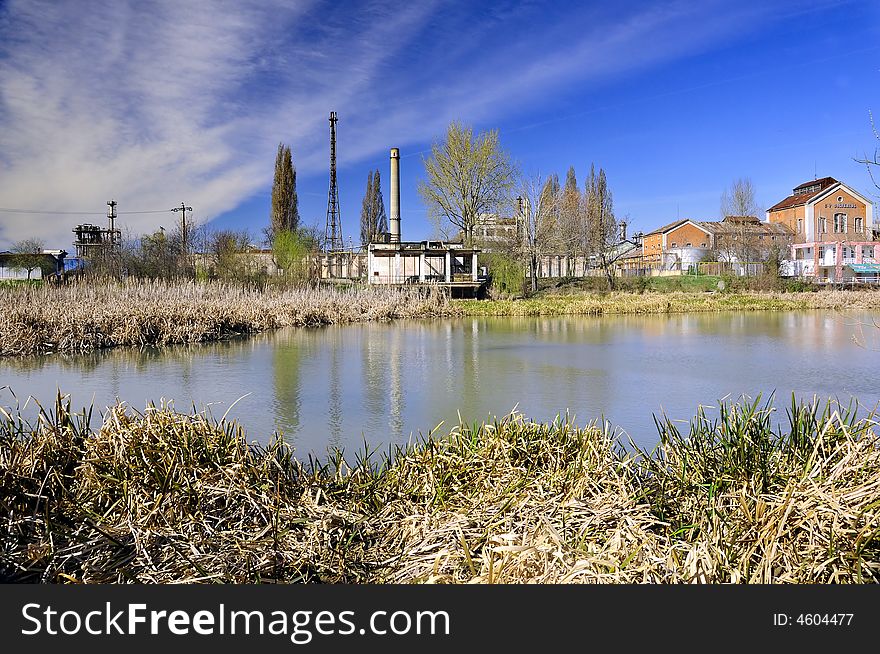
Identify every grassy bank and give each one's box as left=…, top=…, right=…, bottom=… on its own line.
left=456, top=289, right=878, bottom=316
left=0, top=279, right=453, bottom=356
left=2, top=395, right=878, bottom=583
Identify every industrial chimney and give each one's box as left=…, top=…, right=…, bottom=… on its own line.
left=389, top=147, right=401, bottom=243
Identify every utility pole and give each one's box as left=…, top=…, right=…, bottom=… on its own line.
left=171, top=202, right=193, bottom=256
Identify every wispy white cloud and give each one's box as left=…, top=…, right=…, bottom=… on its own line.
left=0, top=0, right=805, bottom=247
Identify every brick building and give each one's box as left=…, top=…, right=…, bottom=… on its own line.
left=766, top=177, right=877, bottom=282
left=630, top=216, right=789, bottom=274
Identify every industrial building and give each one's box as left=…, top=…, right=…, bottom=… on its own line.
left=366, top=148, right=483, bottom=296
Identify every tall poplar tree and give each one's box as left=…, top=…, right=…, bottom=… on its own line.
left=560, top=165, right=580, bottom=255
left=359, top=169, right=389, bottom=244
left=585, top=164, right=618, bottom=289
left=372, top=170, right=388, bottom=238
left=271, top=143, right=299, bottom=238
left=360, top=171, right=375, bottom=245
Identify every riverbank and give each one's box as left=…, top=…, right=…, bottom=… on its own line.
left=3, top=395, right=878, bottom=583
left=2, top=280, right=876, bottom=356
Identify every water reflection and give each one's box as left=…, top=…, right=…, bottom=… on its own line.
left=2, top=311, right=879, bottom=457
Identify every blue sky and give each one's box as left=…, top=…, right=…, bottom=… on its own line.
left=1, top=0, right=879, bottom=249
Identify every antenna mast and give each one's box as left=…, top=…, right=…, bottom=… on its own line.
left=324, top=111, right=343, bottom=252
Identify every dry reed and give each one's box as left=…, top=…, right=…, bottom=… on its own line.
left=2, top=394, right=877, bottom=583
left=0, top=279, right=455, bottom=356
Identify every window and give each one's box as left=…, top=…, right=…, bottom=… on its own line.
left=671, top=242, right=677, bottom=248
left=855, top=217, right=863, bottom=232
left=686, top=242, right=691, bottom=247
left=796, top=218, right=803, bottom=233
left=701, top=242, right=707, bottom=247
left=820, top=217, right=827, bottom=233
left=834, top=213, right=847, bottom=233
left=863, top=245, right=875, bottom=259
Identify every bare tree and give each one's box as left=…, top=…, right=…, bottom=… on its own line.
left=518, top=173, right=559, bottom=293
left=856, top=110, right=880, bottom=194
left=720, top=177, right=762, bottom=263
left=419, top=122, right=516, bottom=246
left=210, top=229, right=252, bottom=279
left=8, top=238, right=48, bottom=279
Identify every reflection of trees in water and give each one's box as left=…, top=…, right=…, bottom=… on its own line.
left=270, top=330, right=308, bottom=442
left=360, top=323, right=389, bottom=429
left=326, top=329, right=344, bottom=448
left=388, top=324, right=404, bottom=439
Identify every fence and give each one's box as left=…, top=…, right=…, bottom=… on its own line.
left=696, top=262, right=765, bottom=277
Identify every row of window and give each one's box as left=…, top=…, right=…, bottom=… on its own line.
left=797, top=215, right=864, bottom=234
left=816, top=245, right=876, bottom=259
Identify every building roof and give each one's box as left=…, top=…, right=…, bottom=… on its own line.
left=722, top=215, right=761, bottom=224
left=645, top=218, right=690, bottom=235
left=616, top=246, right=644, bottom=260
left=768, top=177, right=839, bottom=212
left=699, top=220, right=791, bottom=236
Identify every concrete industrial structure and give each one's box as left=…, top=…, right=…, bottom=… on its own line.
left=366, top=148, right=483, bottom=296
left=767, top=177, right=878, bottom=282
left=0, top=249, right=67, bottom=280
left=72, top=200, right=121, bottom=261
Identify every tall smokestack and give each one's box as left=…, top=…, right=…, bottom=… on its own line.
left=389, top=147, right=400, bottom=243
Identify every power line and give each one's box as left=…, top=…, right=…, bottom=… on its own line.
left=0, top=207, right=171, bottom=215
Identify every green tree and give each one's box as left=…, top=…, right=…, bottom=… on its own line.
left=418, top=122, right=516, bottom=246
left=271, top=143, right=299, bottom=238
left=8, top=238, right=49, bottom=279
left=272, top=228, right=318, bottom=283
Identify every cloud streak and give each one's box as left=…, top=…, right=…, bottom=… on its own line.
left=0, top=0, right=807, bottom=247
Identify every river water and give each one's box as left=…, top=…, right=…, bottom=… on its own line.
left=2, top=311, right=879, bottom=456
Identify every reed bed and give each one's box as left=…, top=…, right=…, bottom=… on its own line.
left=0, top=279, right=455, bottom=356
left=456, top=290, right=880, bottom=317
left=2, top=394, right=877, bottom=583
left=3, top=281, right=875, bottom=357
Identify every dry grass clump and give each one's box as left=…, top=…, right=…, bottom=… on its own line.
left=456, top=290, right=879, bottom=317
left=1, top=395, right=878, bottom=583
left=0, top=279, right=455, bottom=356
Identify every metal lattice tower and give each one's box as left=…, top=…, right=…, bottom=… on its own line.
left=324, top=111, right=343, bottom=252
